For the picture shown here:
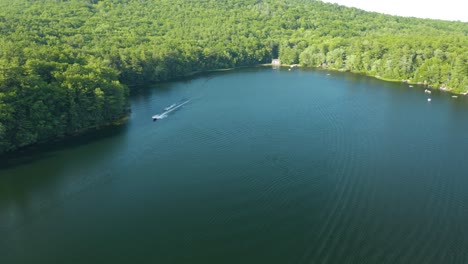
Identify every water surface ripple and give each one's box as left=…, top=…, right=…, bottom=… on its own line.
left=1, top=67, right=468, bottom=263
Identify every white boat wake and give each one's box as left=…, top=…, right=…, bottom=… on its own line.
left=164, top=104, right=177, bottom=111
left=152, top=100, right=190, bottom=121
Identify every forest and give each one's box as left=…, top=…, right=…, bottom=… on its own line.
left=1, top=0, right=467, bottom=153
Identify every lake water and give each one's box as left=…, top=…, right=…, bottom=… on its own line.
left=2, top=67, right=468, bottom=263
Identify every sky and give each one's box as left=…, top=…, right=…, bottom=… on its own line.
left=321, top=0, right=468, bottom=22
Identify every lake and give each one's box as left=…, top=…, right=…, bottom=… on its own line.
left=1, top=67, right=468, bottom=263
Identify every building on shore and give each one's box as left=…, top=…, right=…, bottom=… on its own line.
left=272, top=59, right=280, bottom=69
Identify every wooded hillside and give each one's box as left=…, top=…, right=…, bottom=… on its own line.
left=1, top=0, right=467, bottom=153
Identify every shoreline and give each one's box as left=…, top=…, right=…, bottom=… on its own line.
left=2, top=63, right=466, bottom=157
left=267, top=63, right=467, bottom=96
left=0, top=114, right=130, bottom=159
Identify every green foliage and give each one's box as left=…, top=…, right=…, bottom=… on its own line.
left=0, top=0, right=468, bottom=153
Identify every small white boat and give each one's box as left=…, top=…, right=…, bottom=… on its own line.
left=424, top=89, right=431, bottom=94
left=452, top=95, right=458, bottom=98
left=427, top=98, right=432, bottom=102
left=409, top=85, right=413, bottom=88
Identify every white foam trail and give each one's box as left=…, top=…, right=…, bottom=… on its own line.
left=152, top=100, right=190, bottom=120
left=164, top=104, right=177, bottom=111
left=163, top=100, right=190, bottom=115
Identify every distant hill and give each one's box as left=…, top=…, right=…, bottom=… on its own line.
left=1, top=0, right=467, bottom=153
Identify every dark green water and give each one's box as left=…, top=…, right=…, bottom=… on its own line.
left=2, top=67, right=468, bottom=263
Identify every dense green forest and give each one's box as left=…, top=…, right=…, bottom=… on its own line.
left=1, top=0, right=467, bottom=153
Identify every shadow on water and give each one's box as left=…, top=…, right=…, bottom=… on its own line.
left=129, top=66, right=263, bottom=95
left=0, top=123, right=128, bottom=171
left=0, top=123, right=128, bottom=224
